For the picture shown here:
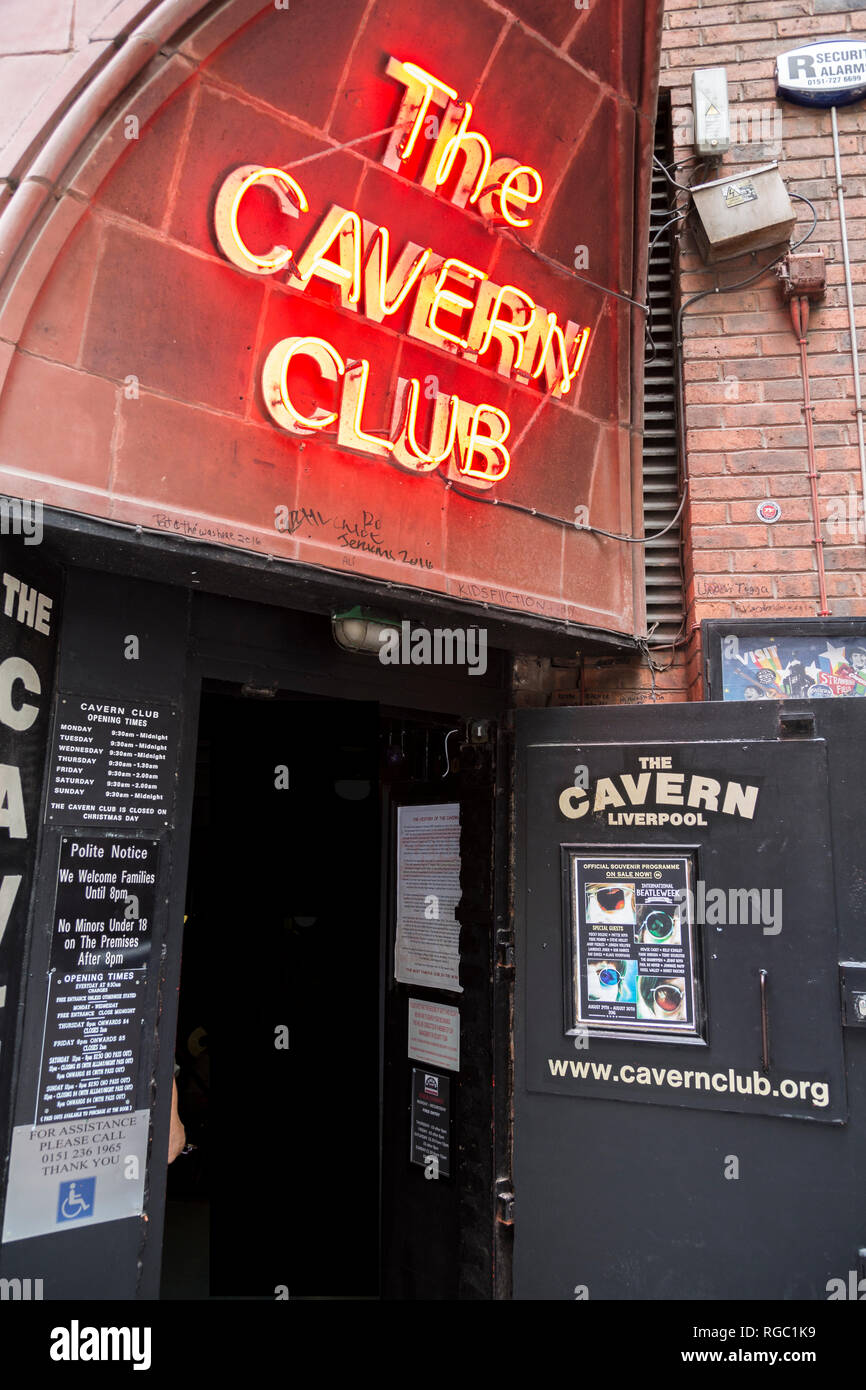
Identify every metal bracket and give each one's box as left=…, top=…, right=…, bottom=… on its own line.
left=839, top=962, right=866, bottom=1026
left=778, top=709, right=815, bottom=739
left=496, top=1178, right=515, bottom=1226
left=496, top=928, right=515, bottom=974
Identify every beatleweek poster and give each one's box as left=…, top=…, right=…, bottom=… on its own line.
left=721, top=634, right=866, bottom=700
left=568, top=853, right=700, bottom=1040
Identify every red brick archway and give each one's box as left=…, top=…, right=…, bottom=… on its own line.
left=0, top=0, right=663, bottom=637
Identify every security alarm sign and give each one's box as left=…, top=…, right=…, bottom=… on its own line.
left=777, top=39, right=866, bottom=107
left=566, top=851, right=701, bottom=1041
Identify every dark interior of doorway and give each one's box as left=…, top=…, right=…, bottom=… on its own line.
left=159, top=685, right=459, bottom=1299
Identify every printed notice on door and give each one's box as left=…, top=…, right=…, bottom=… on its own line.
left=37, top=836, right=158, bottom=1124
left=567, top=852, right=701, bottom=1041
left=395, top=804, right=462, bottom=992
left=409, top=1069, right=451, bottom=1178
left=408, top=998, right=460, bottom=1071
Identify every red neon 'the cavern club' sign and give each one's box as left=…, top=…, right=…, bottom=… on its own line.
left=0, top=0, right=660, bottom=632
left=213, top=58, right=592, bottom=491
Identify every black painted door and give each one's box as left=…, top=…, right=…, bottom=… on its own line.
left=0, top=539, right=61, bottom=1240
left=513, top=699, right=866, bottom=1300
left=380, top=719, right=508, bottom=1300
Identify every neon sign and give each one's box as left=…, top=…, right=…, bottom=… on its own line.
left=212, top=59, right=592, bottom=489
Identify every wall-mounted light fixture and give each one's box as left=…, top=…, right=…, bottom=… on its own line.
left=332, top=605, right=401, bottom=655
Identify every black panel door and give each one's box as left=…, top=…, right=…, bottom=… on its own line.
left=0, top=539, right=61, bottom=1236
left=513, top=700, right=866, bottom=1300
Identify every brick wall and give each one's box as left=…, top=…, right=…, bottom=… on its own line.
left=585, top=0, right=866, bottom=706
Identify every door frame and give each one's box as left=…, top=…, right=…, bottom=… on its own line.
left=141, top=591, right=514, bottom=1299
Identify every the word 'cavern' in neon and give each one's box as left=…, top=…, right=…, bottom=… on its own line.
left=214, top=173, right=590, bottom=398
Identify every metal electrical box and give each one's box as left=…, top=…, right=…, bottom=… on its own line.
left=692, top=66, right=730, bottom=157
left=691, top=163, right=796, bottom=263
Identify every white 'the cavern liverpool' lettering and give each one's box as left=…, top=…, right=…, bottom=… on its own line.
left=558, top=772, right=760, bottom=822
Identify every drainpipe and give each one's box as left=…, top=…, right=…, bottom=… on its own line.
left=789, top=293, right=830, bottom=616
left=831, top=105, right=866, bottom=552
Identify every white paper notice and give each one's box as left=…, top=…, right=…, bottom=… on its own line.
left=408, top=998, right=460, bottom=1071
left=395, top=803, right=462, bottom=992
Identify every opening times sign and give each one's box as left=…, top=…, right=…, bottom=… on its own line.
left=45, top=697, right=178, bottom=829
left=567, top=852, right=700, bottom=1042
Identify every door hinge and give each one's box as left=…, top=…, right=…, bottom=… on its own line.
left=496, top=1178, right=515, bottom=1226
left=496, top=927, right=514, bottom=974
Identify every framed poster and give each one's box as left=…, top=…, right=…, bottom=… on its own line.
left=703, top=619, right=866, bottom=701
left=563, top=849, right=704, bottom=1044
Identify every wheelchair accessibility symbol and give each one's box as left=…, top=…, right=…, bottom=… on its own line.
left=57, top=1178, right=95, bottom=1224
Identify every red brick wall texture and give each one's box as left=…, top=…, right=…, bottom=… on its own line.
left=682, top=0, right=866, bottom=700
left=583, top=0, right=866, bottom=705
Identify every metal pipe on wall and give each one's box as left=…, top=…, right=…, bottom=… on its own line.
left=790, top=294, right=830, bottom=617
left=830, top=105, right=866, bottom=553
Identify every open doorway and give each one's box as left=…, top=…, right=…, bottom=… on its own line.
left=159, top=680, right=502, bottom=1300
left=160, top=687, right=381, bottom=1298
